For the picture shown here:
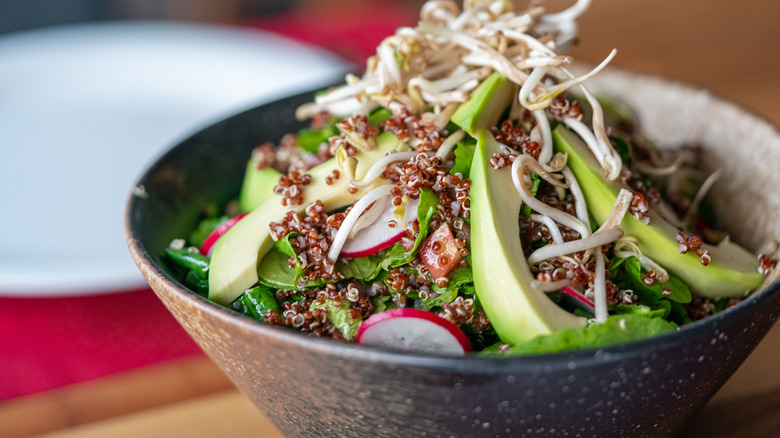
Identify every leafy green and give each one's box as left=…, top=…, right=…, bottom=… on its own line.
left=185, top=270, right=209, bottom=296
left=378, top=189, right=440, bottom=269
left=338, top=254, right=384, bottom=281
left=610, top=136, right=632, bottom=163
left=296, top=125, right=339, bottom=153
left=232, top=285, right=280, bottom=321
left=188, top=216, right=228, bottom=248
left=257, top=246, right=298, bottom=288
left=450, top=139, right=477, bottom=177
left=520, top=173, right=541, bottom=218
left=256, top=246, right=330, bottom=289
left=609, top=256, right=691, bottom=325
left=418, top=288, right=458, bottom=311
left=311, top=298, right=362, bottom=341
left=504, top=314, right=677, bottom=355
left=416, top=266, right=473, bottom=309
left=609, top=304, right=665, bottom=319
left=367, top=107, right=393, bottom=127
left=372, top=295, right=395, bottom=314
left=610, top=256, right=692, bottom=303
left=165, top=248, right=210, bottom=280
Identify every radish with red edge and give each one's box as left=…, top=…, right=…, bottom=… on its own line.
left=356, top=308, right=471, bottom=354
left=200, top=213, right=248, bottom=256
left=340, top=198, right=419, bottom=258
left=562, top=286, right=595, bottom=309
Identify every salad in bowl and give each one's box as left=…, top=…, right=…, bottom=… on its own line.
left=162, top=0, right=776, bottom=356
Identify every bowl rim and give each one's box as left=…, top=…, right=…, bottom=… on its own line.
left=125, top=67, right=780, bottom=371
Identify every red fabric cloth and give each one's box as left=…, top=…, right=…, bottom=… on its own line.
left=0, top=289, right=202, bottom=400
left=247, top=2, right=417, bottom=66
left=0, top=5, right=415, bottom=401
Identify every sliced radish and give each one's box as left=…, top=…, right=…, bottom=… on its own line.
left=356, top=308, right=471, bottom=354
left=200, top=213, right=248, bottom=257
left=341, top=198, right=419, bottom=258
left=561, top=286, right=595, bottom=309
left=419, top=222, right=462, bottom=279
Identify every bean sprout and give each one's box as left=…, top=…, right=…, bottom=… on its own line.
left=328, top=185, right=395, bottom=262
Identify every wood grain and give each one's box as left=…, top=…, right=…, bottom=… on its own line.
left=562, top=0, right=780, bottom=124
left=0, top=356, right=234, bottom=438
left=30, top=391, right=281, bottom=438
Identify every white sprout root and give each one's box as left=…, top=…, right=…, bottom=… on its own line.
left=296, top=0, right=617, bottom=179
left=593, top=246, right=608, bottom=323
left=512, top=154, right=590, bottom=238
left=349, top=151, right=421, bottom=188
left=328, top=184, right=395, bottom=262
left=528, top=227, right=623, bottom=265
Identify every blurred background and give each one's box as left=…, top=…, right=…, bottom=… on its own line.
left=1, top=1, right=778, bottom=437
left=2, top=0, right=775, bottom=117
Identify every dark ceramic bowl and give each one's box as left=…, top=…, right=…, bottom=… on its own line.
left=126, top=69, right=780, bottom=438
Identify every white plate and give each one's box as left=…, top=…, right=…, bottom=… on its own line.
left=0, top=22, right=350, bottom=296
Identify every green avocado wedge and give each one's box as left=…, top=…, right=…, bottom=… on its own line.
left=208, top=132, right=408, bottom=306
left=451, top=71, right=514, bottom=136
left=553, top=126, right=763, bottom=298
left=238, top=157, right=283, bottom=213
left=470, top=130, right=586, bottom=345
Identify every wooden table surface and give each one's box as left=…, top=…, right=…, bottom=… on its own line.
left=3, top=1, right=778, bottom=437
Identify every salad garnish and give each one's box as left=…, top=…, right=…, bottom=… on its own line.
left=164, top=0, right=777, bottom=355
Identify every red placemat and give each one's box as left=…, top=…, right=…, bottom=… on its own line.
left=247, top=1, right=417, bottom=66
left=0, top=289, right=201, bottom=401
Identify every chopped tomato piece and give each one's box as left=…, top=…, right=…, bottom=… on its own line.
left=420, top=223, right=462, bottom=279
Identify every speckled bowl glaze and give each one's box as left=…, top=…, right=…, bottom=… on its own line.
left=126, top=69, right=780, bottom=438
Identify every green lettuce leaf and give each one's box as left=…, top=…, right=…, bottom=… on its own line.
left=505, top=314, right=677, bottom=355
left=256, top=245, right=329, bottom=289
left=367, top=107, right=393, bottom=127
left=310, top=298, right=362, bottom=341
left=188, top=215, right=228, bottom=248
left=609, top=256, right=691, bottom=325
left=296, top=125, right=338, bottom=153
left=450, top=139, right=476, bottom=177
left=338, top=254, right=385, bottom=281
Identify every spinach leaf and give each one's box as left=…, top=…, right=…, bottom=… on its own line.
left=296, top=125, right=339, bottom=154
left=609, top=304, right=665, bottom=319
left=188, top=216, right=228, bottom=248
left=505, top=314, right=677, bottom=355
left=609, top=256, right=691, bottom=325
left=450, top=139, right=476, bottom=177
left=610, top=136, right=632, bottom=163
left=256, top=245, right=329, bottom=289
left=367, top=107, right=393, bottom=127
left=232, top=285, right=280, bottom=321
left=338, top=254, right=384, bottom=281
left=610, top=256, right=691, bottom=304
left=520, top=173, right=541, bottom=218
left=257, top=246, right=298, bottom=288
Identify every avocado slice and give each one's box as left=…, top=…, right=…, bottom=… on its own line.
left=209, top=132, right=408, bottom=305
left=471, top=130, right=586, bottom=345
left=238, top=158, right=283, bottom=213
left=553, top=126, right=763, bottom=298
left=451, top=71, right=514, bottom=136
